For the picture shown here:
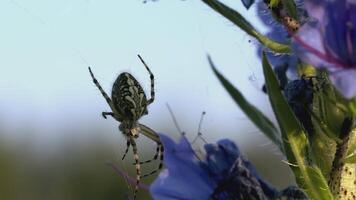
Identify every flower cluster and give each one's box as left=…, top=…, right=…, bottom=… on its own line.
left=150, top=134, right=307, bottom=200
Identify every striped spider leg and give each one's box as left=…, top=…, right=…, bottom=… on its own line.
left=88, top=55, right=163, bottom=200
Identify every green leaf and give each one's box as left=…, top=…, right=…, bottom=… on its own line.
left=262, top=52, right=334, bottom=200
left=208, top=55, right=283, bottom=151
left=314, top=71, right=346, bottom=139
left=309, top=131, right=336, bottom=179
left=202, top=0, right=291, bottom=54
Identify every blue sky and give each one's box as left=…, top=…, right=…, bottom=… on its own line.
left=0, top=0, right=274, bottom=148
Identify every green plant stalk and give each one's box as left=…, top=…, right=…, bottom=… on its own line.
left=329, top=128, right=356, bottom=199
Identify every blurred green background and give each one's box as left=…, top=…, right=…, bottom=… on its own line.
left=0, top=0, right=294, bottom=199
left=0, top=124, right=294, bottom=200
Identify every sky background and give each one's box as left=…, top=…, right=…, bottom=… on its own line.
left=0, top=0, right=272, bottom=146
left=0, top=1, right=294, bottom=198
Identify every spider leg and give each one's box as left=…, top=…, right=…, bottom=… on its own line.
left=88, top=67, right=120, bottom=117
left=140, top=143, right=164, bottom=178
left=137, top=55, right=155, bottom=105
left=137, top=123, right=164, bottom=178
left=122, top=140, right=131, bottom=160
left=102, top=112, right=114, bottom=119
left=129, top=137, right=141, bottom=200
left=138, top=143, right=159, bottom=164
left=137, top=123, right=160, bottom=143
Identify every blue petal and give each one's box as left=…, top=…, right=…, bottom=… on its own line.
left=304, top=0, right=327, bottom=22
left=324, top=0, right=352, bottom=63
left=293, top=0, right=356, bottom=98
left=150, top=134, right=216, bottom=200
left=293, top=22, right=325, bottom=66
left=150, top=136, right=286, bottom=199
left=256, top=1, right=283, bottom=30
left=329, top=69, right=356, bottom=98
left=216, top=139, right=245, bottom=170
left=204, top=139, right=241, bottom=180
left=348, top=2, right=356, bottom=64
left=295, top=0, right=356, bottom=68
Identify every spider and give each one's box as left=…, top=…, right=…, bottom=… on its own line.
left=88, top=55, right=163, bottom=200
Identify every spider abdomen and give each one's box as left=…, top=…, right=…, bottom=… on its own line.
left=112, top=72, right=148, bottom=121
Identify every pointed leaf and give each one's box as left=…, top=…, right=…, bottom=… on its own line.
left=208, top=55, right=283, bottom=151
left=202, top=0, right=290, bottom=53
left=262, top=52, right=333, bottom=200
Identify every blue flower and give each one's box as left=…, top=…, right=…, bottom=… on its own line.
left=293, top=0, right=356, bottom=98
left=149, top=134, right=216, bottom=200
left=150, top=134, right=307, bottom=200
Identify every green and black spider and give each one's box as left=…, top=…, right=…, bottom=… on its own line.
left=89, top=55, right=163, bottom=200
